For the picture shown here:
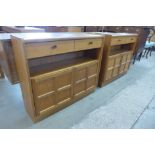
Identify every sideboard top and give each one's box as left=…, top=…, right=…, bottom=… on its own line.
left=0, top=32, right=104, bottom=42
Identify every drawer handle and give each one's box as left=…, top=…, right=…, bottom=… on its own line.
left=51, top=45, right=57, bottom=49
left=130, top=38, right=134, bottom=40
left=88, top=41, right=93, bottom=45
left=118, top=39, right=121, bottom=41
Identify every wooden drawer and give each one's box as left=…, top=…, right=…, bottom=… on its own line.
left=111, top=37, right=127, bottom=45
left=111, top=37, right=136, bottom=46
left=25, top=40, right=74, bottom=59
left=74, top=38, right=102, bottom=51
left=125, top=37, right=137, bottom=44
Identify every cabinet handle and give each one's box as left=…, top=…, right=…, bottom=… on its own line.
left=130, top=38, right=134, bottom=40
left=51, top=45, right=57, bottom=49
left=88, top=41, right=93, bottom=45
left=118, top=39, right=121, bottom=41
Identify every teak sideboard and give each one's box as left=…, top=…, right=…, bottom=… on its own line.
left=11, top=33, right=104, bottom=121
left=91, top=32, right=138, bottom=87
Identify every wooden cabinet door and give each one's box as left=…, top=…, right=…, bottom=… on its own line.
left=55, top=69, right=73, bottom=106
left=105, top=56, right=115, bottom=81
left=73, top=64, right=87, bottom=99
left=119, top=52, right=131, bottom=74
left=32, top=74, right=56, bottom=115
left=32, top=69, right=73, bottom=115
left=87, top=62, right=98, bottom=91
left=112, top=55, right=121, bottom=77
left=73, top=61, right=98, bottom=99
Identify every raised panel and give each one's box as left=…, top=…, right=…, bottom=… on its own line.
left=37, top=94, right=56, bottom=114
left=121, top=54, right=128, bottom=63
left=106, top=69, right=113, bottom=80
left=127, top=53, right=132, bottom=62
left=115, top=56, right=121, bottom=67
left=124, top=62, right=130, bottom=72
left=55, top=71, right=72, bottom=89
left=56, top=88, right=72, bottom=105
left=74, top=67, right=87, bottom=82
left=113, top=67, right=119, bottom=77
left=87, top=62, right=98, bottom=76
left=119, top=64, right=126, bottom=74
left=33, top=78, right=54, bottom=96
left=108, top=57, right=115, bottom=68
left=74, top=81, right=86, bottom=97
left=87, top=76, right=97, bottom=89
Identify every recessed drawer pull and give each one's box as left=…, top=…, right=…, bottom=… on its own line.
left=51, top=45, right=57, bottom=49
left=130, top=38, right=133, bottom=40
left=88, top=41, right=93, bottom=45
left=118, top=39, right=121, bottom=41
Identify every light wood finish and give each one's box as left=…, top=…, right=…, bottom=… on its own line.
left=11, top=32, right=104, bottom=121
left=95, top=32, right=138, bottom=87
left=111, top=36, right=137, bottom=45
left=74, top=38, right=102, bottom=51
left=25, top=40, right=74, bottom=59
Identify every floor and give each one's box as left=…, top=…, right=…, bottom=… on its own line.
left=0, top=53, right=155, bottom=129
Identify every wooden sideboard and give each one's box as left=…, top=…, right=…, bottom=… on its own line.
left=103, top=27, right=150, bottom=61
left=90, top=32, right=138, bottom=87
left=11, top=32, right=104, bottom=121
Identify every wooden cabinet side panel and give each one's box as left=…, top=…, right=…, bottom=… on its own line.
left=11, top=36, right=36, bottom=120
left=99, top=35, right=112, bottom=86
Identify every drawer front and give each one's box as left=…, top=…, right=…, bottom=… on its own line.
left=111, top=37, right=127, bottom=45
left=25, top=40, right=74, bottom=59
left=111, top=36, right=137, bottom=46
left=74, top=38, right=102, bottom=51
left=125, top=37, right=137, bottom=44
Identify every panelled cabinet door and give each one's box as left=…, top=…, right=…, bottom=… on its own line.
left=73, top=61, right=98, bottom=99
left=112, top=55, right=121, bottom=77
left=73, top=63, right=87, bottom=99
left=31, top=74, right=56, bottom=115
left=55, top=69, right=73, bottom=106
left=124, top=53, right=132, bottom=72
left=32, top=69, right=73, bottom=115
left=119, top=52, right=130, bottom=74
left=87, top=62, right=98, bottom=91
left=105, top=56, right=115, bottom=81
